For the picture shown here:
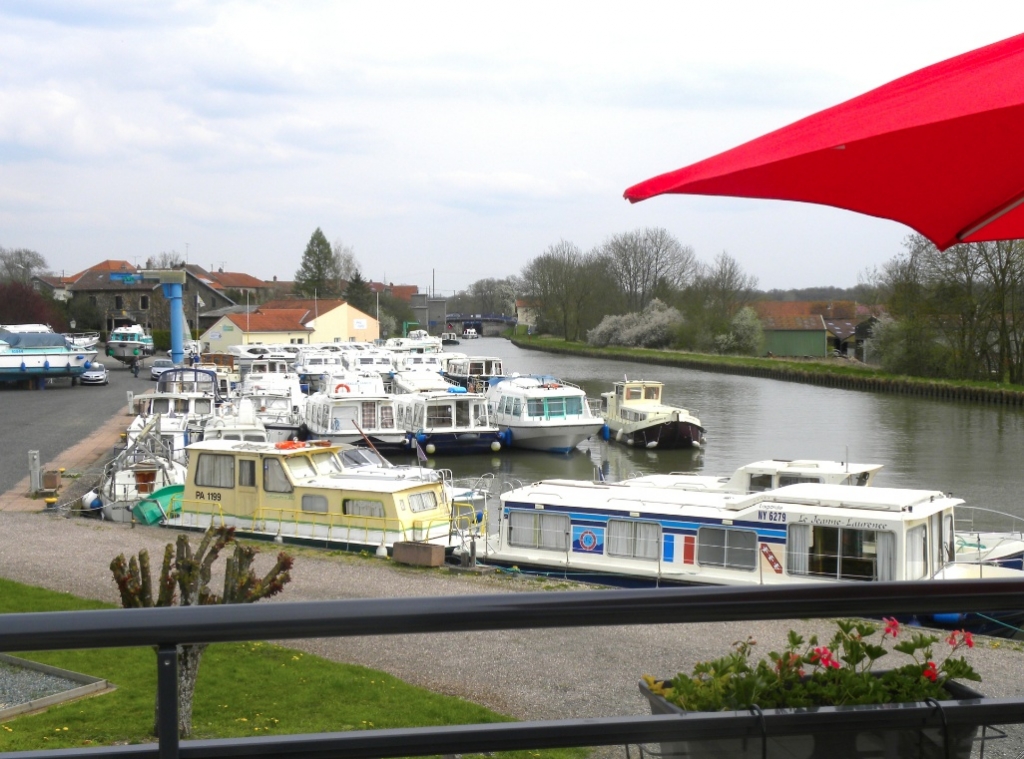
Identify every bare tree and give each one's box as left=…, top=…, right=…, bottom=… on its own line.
left=521, top=240, right=594, bottom=339
left=0, top=247, right=48, bottom=283
left=144, top=251, right=185, bottom=269
left=603, top=228, right=696, bottom=312
left=332, top=239, right=360, bottom=283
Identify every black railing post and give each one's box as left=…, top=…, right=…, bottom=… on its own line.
left=157, top=644, right=178, bottom=759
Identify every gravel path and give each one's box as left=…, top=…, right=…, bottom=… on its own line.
left=2, top=510, right=1023, bottom=757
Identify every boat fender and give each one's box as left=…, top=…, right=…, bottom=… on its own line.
left=334, top=383, right=350, bottom=393
left=501, top=428, right=513, bottom=446
left=931, top=613, right=966, bottom=625
left=82, top=490, right=103, bottom=510
left=490, top=440, right=501, bottom=452
left=425, top=442, right=436, bottom=455
left=19, top=362, right=26, bottom=371
left=600, top=424, right=610, bottom=441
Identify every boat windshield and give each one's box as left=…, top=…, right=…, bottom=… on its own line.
left=285, top=456, right=317, bottom=479
left=311, top=451, right=343, bottom=475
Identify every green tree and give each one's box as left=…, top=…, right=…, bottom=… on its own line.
left=110, top=526, right=293, bottom=739
left=294, top=228, right=342, bottom=297
left=344, top=270, right=375, bottom=314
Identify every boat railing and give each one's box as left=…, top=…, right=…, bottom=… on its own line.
left=954, top=505, right=1024, bottom=537
left=173, top=499, right=451, bottom=545
left=586, top=397, right=603, bottom=416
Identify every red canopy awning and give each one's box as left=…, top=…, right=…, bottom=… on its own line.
left=624, top=33, right=1024, bottom=250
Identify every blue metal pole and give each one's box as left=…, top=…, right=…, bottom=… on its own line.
left=162, top=282, right=184, bottom=364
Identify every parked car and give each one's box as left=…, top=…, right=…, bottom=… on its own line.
left=80, top=363, right=109, bottom=386
left=150, top=358, right=176, bottom=380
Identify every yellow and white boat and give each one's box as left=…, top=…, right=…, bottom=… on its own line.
left=165, top=439, right=477, bottom=553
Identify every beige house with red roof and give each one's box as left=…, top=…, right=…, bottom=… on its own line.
left=200, top=299, right=378, bottom=351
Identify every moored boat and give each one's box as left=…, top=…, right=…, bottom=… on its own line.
left=394, top=387, right=503, bottom=455
left=486, top=375, right=604, bottom=453
left=443, top=355, right=505, bottom=392
left=600, top=378, right=704, bottom=449
left=163, top=439, right=468, bottom=553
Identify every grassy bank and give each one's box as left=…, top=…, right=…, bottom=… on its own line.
left=0, top=578, right=585, bottom=759
left=511, top=337, right=1024, bottom=407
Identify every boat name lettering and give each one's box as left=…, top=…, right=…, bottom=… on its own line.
left=757, top=510, right=787, bottom=523
left=194, top=490, right=222, bottom=502
left=796, top=515, right=886, bottom=530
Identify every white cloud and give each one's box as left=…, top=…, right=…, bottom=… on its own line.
left=0, top=0, right=1022, bottom=289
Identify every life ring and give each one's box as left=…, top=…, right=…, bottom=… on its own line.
left=334, top=383, right=350, bottom=394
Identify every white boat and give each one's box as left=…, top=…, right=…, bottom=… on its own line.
left=203, top=398, right=270, bottom=444
left=443, top=355, right=505, bottom=392
left=441, top=332, right=461, bottom=345
left=624, top=459, right=883, bottom=493
left=90, top=416, right=188, bottom=522
left=394, top=387, right=503, bottom=455
left=384, top=330, right=442, bottom=354
left=600, top=378, right=704, bottom=449
left=64, top=331, right=101, bottom=350
left=238, top=372, right=307, bottom=442
left=304, top=372, right=407, bottom=452
left=163, top=439, right=480, bottom=553
left=486, top=375, right=605, bottom=453
left=105, top=324, right=155, bottom=364
left=0, top=327, right=98, bottom=384
left=483, top=480, right=1024, bottom=590
left=462, top=327, right=479, bottom=339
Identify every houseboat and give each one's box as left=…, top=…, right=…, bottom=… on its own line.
left=394, top=387, right=503, bottom=455
left=486, top=375, right=605, bottom=453
left=164, top=439, right=463, bottom=553
left=484, top=480, right=1024, bottom=587
left=304, top=373, right=407, bottom=452
left=600, top=378, right=704, bottom=449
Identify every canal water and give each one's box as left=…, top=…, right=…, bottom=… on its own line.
left=415, top=337, right=1024, bottom=517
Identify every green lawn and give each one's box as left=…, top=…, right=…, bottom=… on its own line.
left=0, top=578, right=588, bottom=758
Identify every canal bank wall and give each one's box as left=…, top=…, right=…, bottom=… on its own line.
left=510, top=338, right=1024, bottom=408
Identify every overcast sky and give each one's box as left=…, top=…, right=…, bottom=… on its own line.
left=1, top=1, right=1021, bottom=296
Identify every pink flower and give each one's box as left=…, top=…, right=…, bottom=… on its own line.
left=963, top=631, right=974, bottom=648
left=883, top=617, right=900, bottom=638
left=810, top=646, right=839, bottom=669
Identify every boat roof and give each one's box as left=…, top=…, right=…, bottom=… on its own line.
left=503, top=479, right=960, bottom=517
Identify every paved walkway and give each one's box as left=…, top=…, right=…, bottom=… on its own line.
left=0, top=400, right=136, bottom=512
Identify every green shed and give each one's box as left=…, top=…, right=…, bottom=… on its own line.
left=762, top=315, right=828, bottom=357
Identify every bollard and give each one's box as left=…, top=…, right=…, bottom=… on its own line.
left=28, top=450, right=41, bottom=494
left=470, top=536, right=477, bottom=567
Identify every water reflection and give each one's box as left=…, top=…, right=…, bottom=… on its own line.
left=422, top=338, right=1024, bottom=515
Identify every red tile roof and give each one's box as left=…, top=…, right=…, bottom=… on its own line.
left=211, top=271, right=267, bottom=288
left=224, top=309, right=313, bottom=333
left=754, top=301, right=860, bottom=319
left=369, top=282, right=419, bottom=301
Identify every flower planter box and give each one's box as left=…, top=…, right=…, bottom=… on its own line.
left=638, top=678, right=984, bottom=759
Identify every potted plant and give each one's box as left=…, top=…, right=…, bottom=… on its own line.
left=639, top=618, right=983, bottom=759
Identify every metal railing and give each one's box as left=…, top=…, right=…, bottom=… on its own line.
left=3, top=580, right=1024, bottom=759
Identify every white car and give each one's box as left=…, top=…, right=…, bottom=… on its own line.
left=150, top=358, right=176, bottom=380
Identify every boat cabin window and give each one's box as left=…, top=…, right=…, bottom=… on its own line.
left=788, top=524, right=894, bottom=581
left=408, top=491, right=439, bottom=513
left=644, top=386, right=660, bottom=400
left=239, top=460, right=256, bottom=487
left=749, top=474, right=774, bottom=492
left=379, top=406, right=395, bottom=429
left=427, top=403, right=453, bottom=428
left=311, top=451, right=343, bottom=474
left=195, top=454, right=234, bottom=488
left=344, top=498, right=385, bottom=518
left=302, top=494, right=328, bottom=513
left=625, top=387, right=643, bottom=401
left=779, top=475, right=822, bottom=487
left=285, top=456, right=316, bottom=479
left=906, top=524, right=928, bottom=580
left=263, top=459, right=293, bottom=493
left=244, top=433, right=266, bottom=443
left=697, top=527, right=757, bottom=571
left=360, top=401, right=378, bottom=428
left=508, top=510, right=569, bottom=551
left=607, top=519, right=660, bottom=560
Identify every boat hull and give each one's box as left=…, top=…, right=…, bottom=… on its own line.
left=0, top=351, right=98, bottom=382
left=411, top=431, right=503, bottom=455
left=499, top=421, right=604, bottom=453
left=609, top=419, right=704, bottom=449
